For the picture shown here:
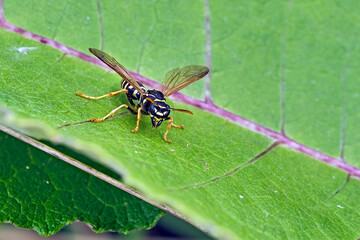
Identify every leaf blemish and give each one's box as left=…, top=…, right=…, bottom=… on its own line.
left=16, top=47, right=37, bottom=54
left=197, top=159, right=209, bottom=166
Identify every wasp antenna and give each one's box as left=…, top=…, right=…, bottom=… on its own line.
left=146, top=97, right=159, bottom=107
left=170, top=108, right=193, bottom=115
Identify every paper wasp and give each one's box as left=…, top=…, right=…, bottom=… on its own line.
left=76, top=48, right=209, bottom=143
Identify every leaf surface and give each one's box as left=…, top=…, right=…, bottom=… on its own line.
left=1, top=0, right=360, bottom=239
left=0, top=130, right=163, bottom=236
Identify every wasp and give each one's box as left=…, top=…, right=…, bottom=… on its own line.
left=76, top=48, right=209, bottom=143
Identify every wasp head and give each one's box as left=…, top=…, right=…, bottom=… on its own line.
left=149, top=101, right=170, bottom=128
left=151, top=116, right=164, bottom=128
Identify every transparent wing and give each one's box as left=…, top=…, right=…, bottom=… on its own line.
left=161, top=65, right=209, bottom=97
left=89, top=48, right=145, bottom=95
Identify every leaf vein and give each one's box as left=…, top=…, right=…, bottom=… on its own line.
left=172, top=142, right=280, bottom=191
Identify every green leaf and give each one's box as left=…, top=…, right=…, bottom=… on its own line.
left=209, top=0, right=360, bottom=165
left=1, top=0, right=360, bottom=239
left=0, top=130, right=163, bottom=236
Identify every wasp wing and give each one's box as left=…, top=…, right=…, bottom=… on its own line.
left=161, top=65, right=209, bottom=97
left=89, top=48, right=145, bottom=95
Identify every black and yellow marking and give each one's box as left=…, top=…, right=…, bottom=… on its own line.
left=75, top=48, right=208, bottom=143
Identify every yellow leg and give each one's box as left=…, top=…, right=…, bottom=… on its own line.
left=171, top=122, right=184, bottom=129
left=76, top=89, right=127, bottom=100
left=90, top=104, right=129, bottom=122
left=164, top=117, right=184, bottom=143
left=131, top=107, right=142, bottom=133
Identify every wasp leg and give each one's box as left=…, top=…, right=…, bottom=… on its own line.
left=126, top=106, right=137, bottom=115
left=171, top=122, right=184, bottom=129
left=90, top=104, right=129, bottom=122
left=76, top=89, right=128, bottom=100
left=164, top=117, right=184, bottom=143
left=131, top=107, right=142, bottom=133
left=126, top=94, right=137, bottom=109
